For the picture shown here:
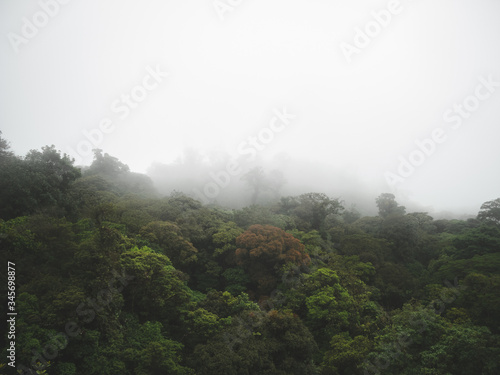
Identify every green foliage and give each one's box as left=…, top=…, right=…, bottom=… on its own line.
left=235, top=224, right=310, bottom=297
left=432, top=253, right=500, bottom=282
left=477, top=198, right=500, bottom=226
left=1, top=140, right=499, bottom=375
left=119, top=246, right=191, bottom=321
left=0, top=130, right=14, bottom=160
left=212, top=221, right=244, bottom=257
left=197, top=290, right=260, bottom=319
left=376, top=193, right=406, bottom=218
left=140, top=220, right=198, bottom=269
left=455, top=273, right=500, bottom=333
left=276, top=193, right=344, bottom=234
left=304, top=269, right=356, bottom=343
left=86, top=149, right=130, bottom=176
left=322, top=332, right=372, bottom=375
left=338, top=233, right=391, bottom=266
left=0, top=146, right=81, bottom=219
left=374, top=262, right=416, bottom=308
left=233, top=205, right=293, bottom=230
left=190, top=310, right=318, bottom=374
left=451, top=224, right=500, bottom=259
left=419, top=325, right=500, bottom=374
left=122, top=318, right=192, bottom=374
left=222, top=267, right=250, bottom=294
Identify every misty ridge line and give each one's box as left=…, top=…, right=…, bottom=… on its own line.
left=385, top=74, right=500, bottom=188
left=192, top=107, right=296, bottom=204
left=66, top=65, right=169, bottom=165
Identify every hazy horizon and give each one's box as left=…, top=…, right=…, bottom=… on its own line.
left=1, top=0, right=499, bottom=217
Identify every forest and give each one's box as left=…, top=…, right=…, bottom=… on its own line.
left=1, top=134, right=499, bottom=375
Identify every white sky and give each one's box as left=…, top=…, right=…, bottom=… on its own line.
left=1, top=0, right=499, bottom=214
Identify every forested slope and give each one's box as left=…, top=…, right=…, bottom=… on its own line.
left=1, top=137, right=499, bottom=374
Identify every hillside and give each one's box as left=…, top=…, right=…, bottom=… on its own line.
left=1, top=141, right=499, bottom=375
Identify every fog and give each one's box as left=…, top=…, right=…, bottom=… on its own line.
left=1, top=0, right=499, bottom=217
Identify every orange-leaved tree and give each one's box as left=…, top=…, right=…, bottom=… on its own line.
left=235, top=224, right=310, bottom=298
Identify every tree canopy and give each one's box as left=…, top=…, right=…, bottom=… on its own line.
left=1, top=136, right=498, bottom=375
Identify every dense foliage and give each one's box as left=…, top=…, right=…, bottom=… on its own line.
left=1, top=137, right=499, bottom=374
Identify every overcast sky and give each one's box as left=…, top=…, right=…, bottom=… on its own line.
left=1, top=0, right=499, bottom=215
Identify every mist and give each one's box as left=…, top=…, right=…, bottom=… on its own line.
left=1, top=0, right=499, bottom=217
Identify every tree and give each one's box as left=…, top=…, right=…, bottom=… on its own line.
left=222, top=268, right=250, bottom=295
left=420, top=325, right=500, bottom=375
left=478, top=198, right=500, bottom=226
left=296, top=193, right=344, bottom=231
left=241, top=167, right=266, bottom=205
left=235, top=225, right=310, bottom=297
left=365, top=302, right=500, bottom=375
left=363, top=302, right=446, bottom=375
left=379, top=214, right=420, bottom=262
left=0, top=131, right=13, bottom=161
left=119, top=246, right=191, bottom=322
left=322, top=332, right=372, bottom=375
left=83, top=150, right=156, bottom=197
left=190, top=310, right=318, bottom=374
left=375, top=193, right=405, bottom=218
left=196, top=290, right=260, bottom=319
left=266, top=169, right=286, bottom=199
left=451, top=224, right=500, bottom=259
left=276, top=193, right=344, bottom=233
left=303, top=268, right=357, bottom=344
left=455, top=273, right=500, bottom=333
left=212, top=221, right=244, bottom=258
left=234, top=205, right=293, bottom=230
left=343, top=205, right=361, bottom=224
left=338, top=233, right=392, bottom=266
left=0, top=145, right=81, bottom=220
left=87, top=149, right=129, bottom=176
left=406, top=212, right=436, bottom=233
left=374, top=262, right=415, bottom=308
left=140, top=221, right=198, bottom=270
left=123, top=319, right=194, bottom=375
